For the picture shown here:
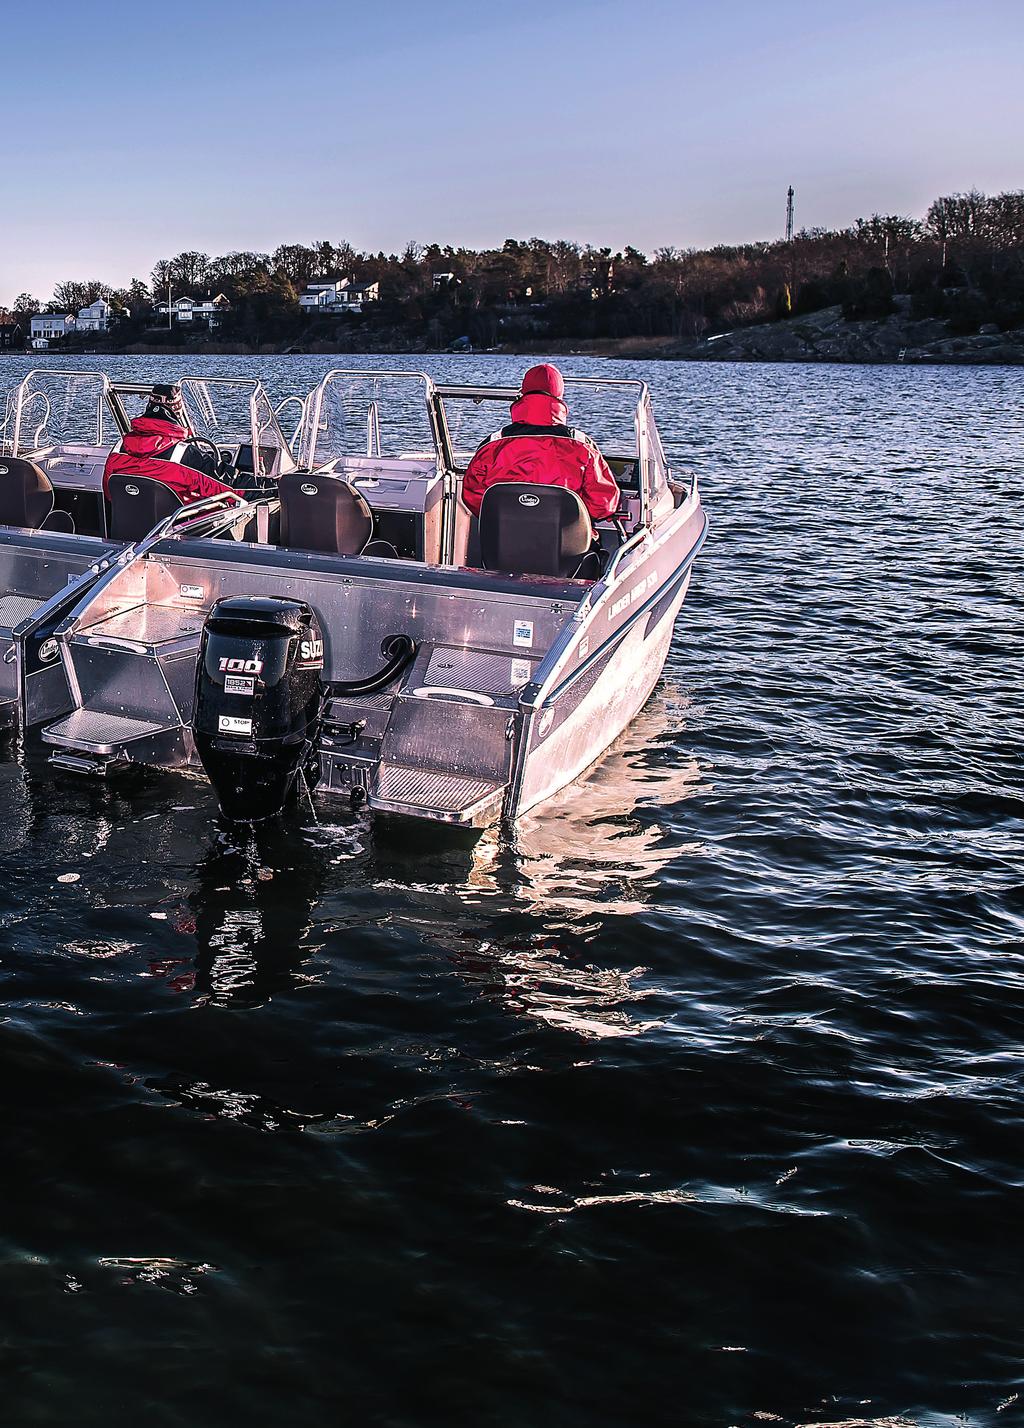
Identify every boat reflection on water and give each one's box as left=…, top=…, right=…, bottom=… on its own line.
left=1, top=739, right=140, bottom=867
left=512, top=688, right=704, bottom=919
left=398, top=688, right=707, bottom=1041
left=186, top=820, right=346, bottom=1008
left=0, top=740, right=31, bottom=860
left=4, top=681, right=704, bottom=1046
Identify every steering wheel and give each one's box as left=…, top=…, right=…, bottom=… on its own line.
left=186, top=436, right=238, bottom=484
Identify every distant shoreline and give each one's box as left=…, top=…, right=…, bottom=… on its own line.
left=5, top=311, right=1023, bottom=367
left=4, top=347, right=1021, bottom=367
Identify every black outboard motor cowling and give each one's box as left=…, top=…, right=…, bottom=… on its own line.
left=194, top=596, right=324, bottom=822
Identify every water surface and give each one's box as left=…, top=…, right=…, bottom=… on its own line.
left=1, top=354, right=1022, bottom=1427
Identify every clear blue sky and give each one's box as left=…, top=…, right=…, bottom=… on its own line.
left=2, top=0, right=1021, bottom=304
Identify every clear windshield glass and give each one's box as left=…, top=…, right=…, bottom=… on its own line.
left=13, top=371, right=110, bottom=452
left=441, top=378, right=643, bottom=465
left=302, top=372, right=438, bottom=469
left=639, top=389, right=669, bottom=494
left=179, top=378, right=293, bottom=476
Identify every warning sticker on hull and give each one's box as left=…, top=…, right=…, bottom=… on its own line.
left=513, top=620, right=534, bottom=648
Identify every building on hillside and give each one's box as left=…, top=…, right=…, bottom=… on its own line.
left=30, top=314, right=76, bottom=342
left=432, top=272, right=460, bottom=289
left=299, top=282, right=344, bottom=310
left=298, top=279, right=380, bottom=315
left=0, top=321, right=23, bottom=349
left=76, top=297, right=123, bottom=332
left=337, top=280, right=379, bottom=311
left=154, top=294, right=231, bottom=327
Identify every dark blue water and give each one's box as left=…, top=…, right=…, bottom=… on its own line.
left=2, top=356, right=1023, bottom=1427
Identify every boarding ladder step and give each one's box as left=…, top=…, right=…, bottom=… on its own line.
left=370, top=763, right=506, bottom=827
left=42, top=709, right=176, bottom=754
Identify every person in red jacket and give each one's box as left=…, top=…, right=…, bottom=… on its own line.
left=461, top=364, right=620, bottom=523
left=102, top=384, right=235, bottom=505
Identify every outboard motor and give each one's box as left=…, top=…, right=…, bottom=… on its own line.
left=193, top=596, right=324, bottom=822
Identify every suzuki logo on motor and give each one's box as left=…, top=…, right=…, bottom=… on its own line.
left=299, top=639, right=323, bottom=662
left=518, top=493, right=540, bottom=507
left=125, top=484, right=140, bottom=496
left=301, top=483, right=318, bottom=496
left=218, top=656, right=263, bottom=675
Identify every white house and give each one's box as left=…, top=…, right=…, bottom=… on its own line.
left=298, top=279, right=380, bottom=315
left=432, top=272, right=460, bottom=289
left=77, top=297, right=121, bottom=332
left=340, top=280, right=379, bottom=311
left=30, top=314, right=75, bottom=342
left=155, top=294, right=231, bottom=327
left=299, top=282, right=343, bottom=310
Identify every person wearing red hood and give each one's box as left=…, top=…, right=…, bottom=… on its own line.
left=102, top=384, right=235, bottom=506
left=461, top=364, right=620, bottom=523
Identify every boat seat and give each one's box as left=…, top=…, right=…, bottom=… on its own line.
left=107, top=475, right=184, bottom=541
left=478, top=483, right=601, bottom=580
left=278, top=472, right=397, bottom=558
left=0, top=456, right=76, bottom=533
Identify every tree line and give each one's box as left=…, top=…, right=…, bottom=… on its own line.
left=4, top=189, right=1023, bottom=348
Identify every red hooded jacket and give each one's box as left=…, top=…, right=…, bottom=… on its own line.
left=462, top=365, right=620, bottom=522
left=102, top=416, right=234, bottom=504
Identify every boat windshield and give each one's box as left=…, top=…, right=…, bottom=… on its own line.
left=10, top=371, right=295, bottom=477
left=440, top=377, right=670, bottom=515
left=300, top=371, right=439, bottom=470
left=438, top=378, right=646, bottom=465
left=11, top=370, right=111, bottom=452
left=178, top=378, right=294, bottom=476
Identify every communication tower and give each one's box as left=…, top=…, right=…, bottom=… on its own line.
left=785, top=186, right=795, bottom=243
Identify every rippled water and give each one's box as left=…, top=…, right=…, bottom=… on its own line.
left=2, top=354, right=1023, bottom=1427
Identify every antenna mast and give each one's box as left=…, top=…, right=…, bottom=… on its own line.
left=785, top=186, right=795, bottom=243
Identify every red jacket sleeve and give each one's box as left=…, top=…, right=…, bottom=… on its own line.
left=581, top=445, right=621, bottom=522
left=461, top=442, right=495, bottom=517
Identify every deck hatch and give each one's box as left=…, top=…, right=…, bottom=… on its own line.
left=424, top=646, right=536, bottom=696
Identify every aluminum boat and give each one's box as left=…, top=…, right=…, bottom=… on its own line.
left=12, top=369, right=707, bottom=828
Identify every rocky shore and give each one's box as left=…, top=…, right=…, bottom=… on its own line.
left=669, top=301, right=1024, bottom=365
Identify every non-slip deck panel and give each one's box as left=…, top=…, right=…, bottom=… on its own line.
left=81, top=604, right=206, bottom=646
left=423, top=646, right=535, bottom=696
left=373, top=763, right=499, bottom=814
left=0, top=594, right=41, bottom=629
left=325, top=687, right=395, bottom=713
left=42, top=709, right=174, bottom=750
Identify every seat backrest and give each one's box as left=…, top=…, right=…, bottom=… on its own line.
left=278, top=472, right=373, bottom=555
left=0, top=456, right=55, bottom=530
left=107, top=474, right=185, bottom=541
left=479, top=482, right=594, bottom=577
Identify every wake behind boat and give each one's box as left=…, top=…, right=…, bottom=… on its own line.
left=5, top=368, right=707, bottom=829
